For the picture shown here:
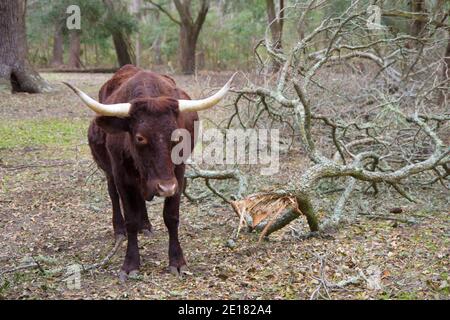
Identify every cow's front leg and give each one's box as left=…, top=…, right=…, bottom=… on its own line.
left=137, top=200, right=153, bottom=237
left=163, top=192, right=187, bottom=275
left=106, top=176, right=126, bottom=242
left=118, top=189, right=143, bottom=280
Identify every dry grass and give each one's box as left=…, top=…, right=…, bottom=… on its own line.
left=232, top=192, right=299, bottom=239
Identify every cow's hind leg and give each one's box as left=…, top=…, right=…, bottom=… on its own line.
left=107, top=176, right=126, bottom=242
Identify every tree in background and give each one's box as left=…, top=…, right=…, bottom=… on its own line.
left=25, top=0, right=267, bottom=71
left=265, top=0, right=284, bottom=71
left=43, top=0, right=69, bottom=67
left=68, top=30, right=82, bottom=68
left=51, top=20, right=64, bottom=67
left=103, top=0, right=136, bottom=67
left=152, top=10, right=164, bottom=65
left=148, top=0, right=210, bottom=74
left=0, top=0, right=51, bottom=93
left=410, top=0, right=426, bottom=37
left=433, top=0, right=450, bottom=105
left=132, top=0, right=143, bottom=67
left=28, top=0, right=137, bottom=69
left=244, top=0, right=286, bottom=73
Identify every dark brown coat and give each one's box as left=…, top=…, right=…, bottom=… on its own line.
left=88, top=65, right=198, bottom=277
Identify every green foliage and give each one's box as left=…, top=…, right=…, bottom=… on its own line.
left=140, top=0, right=267, bottom=69
left=103, top=2, right=138, bottom=36
left=199, top=0, right=267, bottom=69
left=26, top=0, right=269, bottom=69
left=0, top=279, right=11, bottom=298
left=27, top=0, right=137, bottom=67
left=25, top=0, right=449, bottom=71
left=140, top=10, right=179, bottom=64
left=0, top=119, right=88, bottom=149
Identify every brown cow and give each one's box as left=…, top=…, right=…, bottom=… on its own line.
left=64, top=65, right=235, bottom=280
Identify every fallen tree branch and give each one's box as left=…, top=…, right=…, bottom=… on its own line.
left=359, top=213, right=419, bottom=224
left=185, top=163, right=248, bottom=202
left=224, top=0, right=449, bottom=241
left=0, top=238, right=124, bottom=278
left=0, top=161, right=74, bottom=171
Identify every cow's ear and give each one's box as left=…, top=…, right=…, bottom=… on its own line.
left=95, top=116, right=130, bottom=134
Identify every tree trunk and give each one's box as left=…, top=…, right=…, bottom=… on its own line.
left=132, top=0, right=141, bottom=67
left=173, top=0, right=209, bottom=74
left=153, top=10, right=163, bottom=65
left=410, top=0, right=426, bottom=36
left=149, top=0, right=209, bottom=74
left=51, top=22, right=64, bottom=67
left=179, top=25, right=197, bottom=74
left=68, top=30, right=81, bottom=69
left=0, top=0, right=52, bottom=93
left=266, top=0, right=283, bottom=47
left=265, top=0, right=284, bottom=71
left=218, top=0, right=227, bottom=25
left=104, top=0, right=134, bottom=67
left=438, top=34, right=450, bottom=105
left=111, top=31, right=134, bottom=67
left=443, top=35, right=450, bottom=79
left=135, top=35, right=141, bottom=67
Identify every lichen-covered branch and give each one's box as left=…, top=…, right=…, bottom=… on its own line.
left=227, top=0, right=449, bottom=239
left=185, top=163, right=248, bottom=203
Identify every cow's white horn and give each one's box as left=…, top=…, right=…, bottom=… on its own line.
left=178, top=72, right=237, bottom=113
left=63, top=82, right=131, bottom=117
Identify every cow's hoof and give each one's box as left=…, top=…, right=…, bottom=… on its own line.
left=140, top=228, right=154, bottom=238
left=119, top=270, right=128, bottom=282
left=119, top=269, right=139, bottom=282
left=115, top=233, right=126, bottom=243
left=169, top=265, right=189, bottom=277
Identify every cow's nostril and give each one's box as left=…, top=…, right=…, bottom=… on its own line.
left=157, top=182, right=177, bottom=197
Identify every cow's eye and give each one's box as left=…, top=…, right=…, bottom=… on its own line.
left=135, top=134, right=147, bottom=145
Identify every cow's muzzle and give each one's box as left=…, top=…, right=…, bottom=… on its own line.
left=155, top=178, right=178, bottom=198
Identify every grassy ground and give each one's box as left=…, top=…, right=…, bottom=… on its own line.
left=0, top=72, right=448, bottom=300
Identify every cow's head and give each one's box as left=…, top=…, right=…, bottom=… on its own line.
left=63, top=74, right=236, bottom=200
